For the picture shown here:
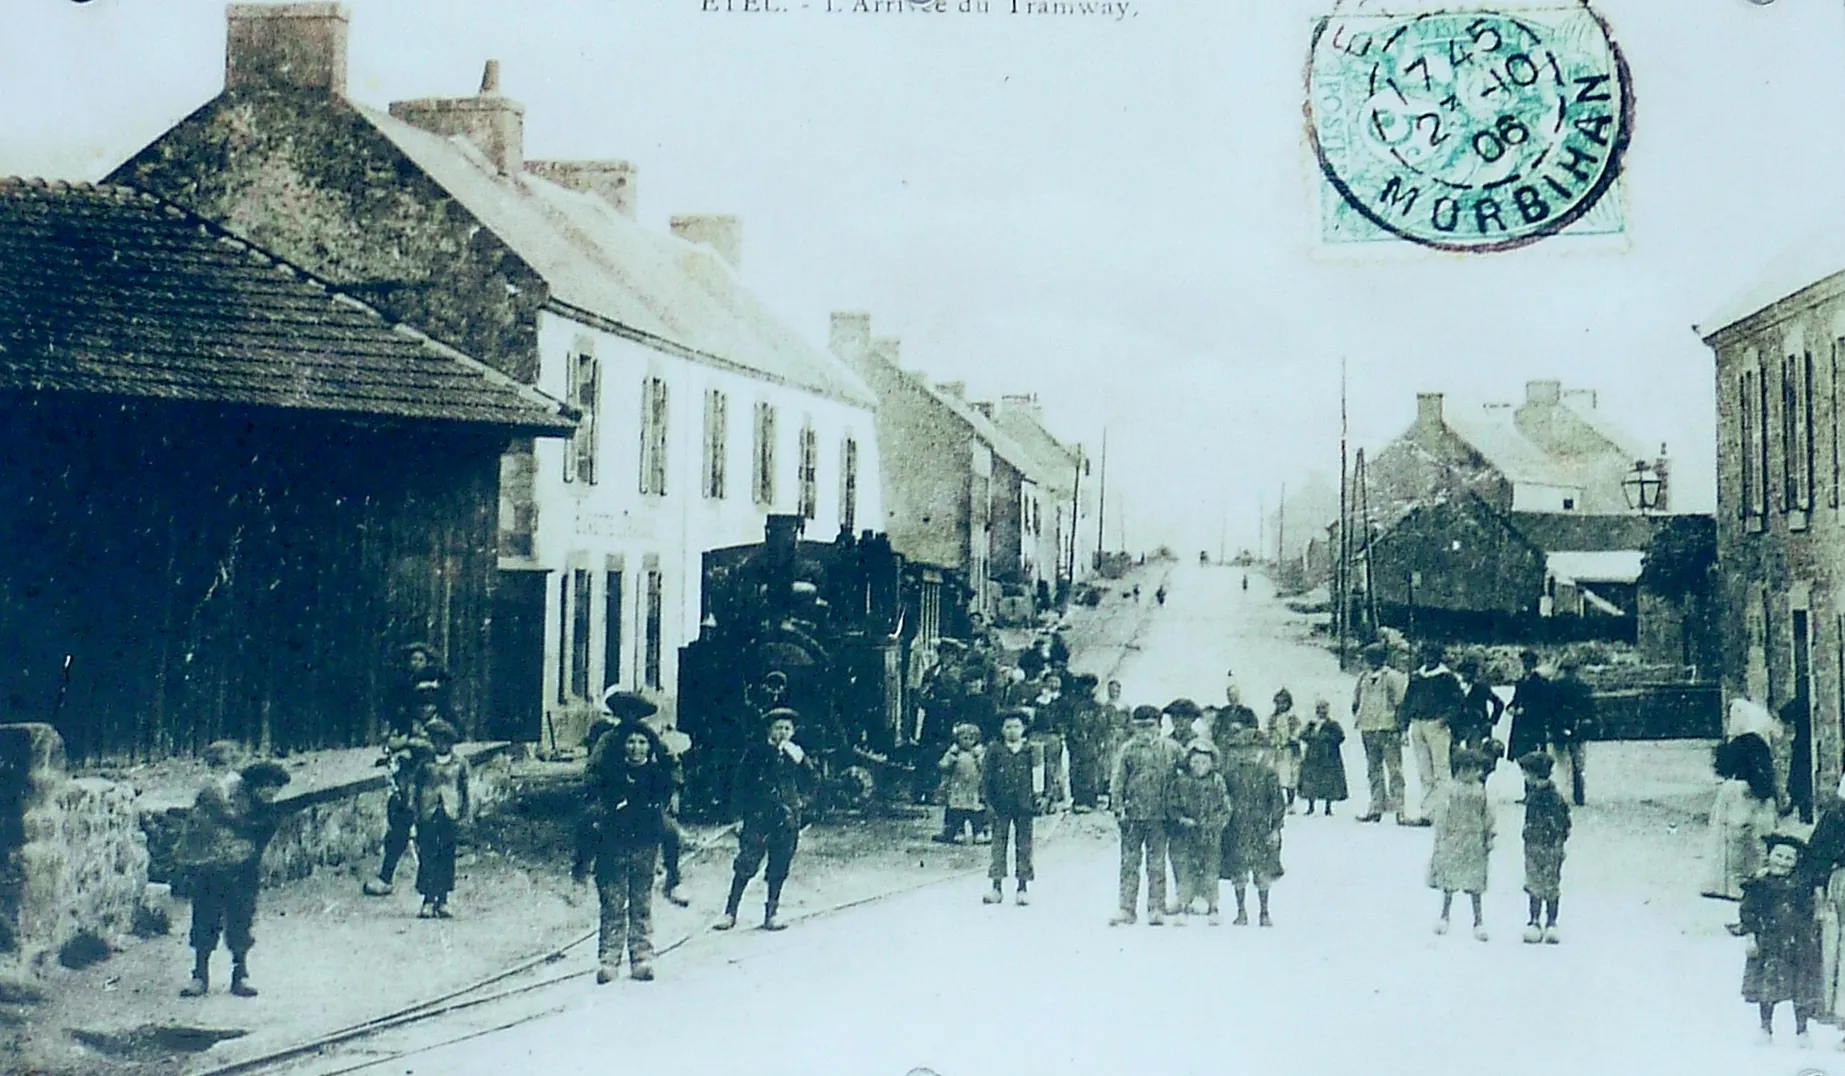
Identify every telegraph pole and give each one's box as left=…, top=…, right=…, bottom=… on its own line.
left=1337, top=357, right=1349, bottom=667
left=1095, top=429, right=1108, bottom=555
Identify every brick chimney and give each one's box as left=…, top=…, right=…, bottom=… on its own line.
left=1525, top=379, right=1562, bottom=406
left=1415, top=391, right=1444, bottom=431
left=998, top=393, right=1044, bottom=425
left=829, top=311, right=872, bottom=359
left=390, top=60, right=525, bottom=176
left=226, top=3, right=349, bottom=96
left=669, top=215, right=741, bottom=270
left=870, top=337, right=901, bottom=368
left=525, top=160, right=637, bottom=218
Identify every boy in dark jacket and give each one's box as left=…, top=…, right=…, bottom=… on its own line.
left=982, top=709, right=1045, bottom=905
left=579, top=719, right=674, bottom=983
left=1221, top=727, right=1286, bottom=926
left=1517, top=751, right=1571, bottom=944
left=1110, top=705, right=1180, bottom=926
left=1171, top=741, right=1231, bottom=924
left=176, top=757, right=291, bottom=998
left=715, top=707, right=816, bottom=932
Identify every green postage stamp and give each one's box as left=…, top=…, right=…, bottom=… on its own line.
left=1307, top=2, right=1631, bottom=252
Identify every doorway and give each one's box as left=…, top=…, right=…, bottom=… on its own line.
left=1792, top=609, right=1815, bottom=823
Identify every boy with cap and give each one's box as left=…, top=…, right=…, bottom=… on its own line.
left=1171, top=740, right=1231, bottom=924
left=982, top=709, right=1045, bottom=905
left=176, top=755, right=291, bottom=997
left=580, top=717, right=674, bottom=982
left=412, top=719, right=470, bottom=918
left=715, top=707, right=815, bottom=932
left=1221, top=727, right=1286, bottom=926
left=585, top=690, right=692, bottom=907
left=1517, top=751, right=1571, bottom=944
left=1110, top=705, right=1180, bottom=926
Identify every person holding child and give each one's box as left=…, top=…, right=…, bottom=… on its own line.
left=175, top=747, right=291, bottom=998
left=411, top=718, right=470, bottom=918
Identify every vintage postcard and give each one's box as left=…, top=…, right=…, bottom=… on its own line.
left=1, top=1, right=1842, bottom=1075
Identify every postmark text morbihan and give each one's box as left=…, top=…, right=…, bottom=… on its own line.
left=1306, top=2, right=1631, bottom=252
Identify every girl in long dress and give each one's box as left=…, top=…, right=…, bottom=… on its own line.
left=1703, top=733, right=1779, bottom=905
left=1265, top=689, right=1303, bottom=811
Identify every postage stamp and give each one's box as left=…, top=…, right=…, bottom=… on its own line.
left=1306, top=2, right=1632, bottom=252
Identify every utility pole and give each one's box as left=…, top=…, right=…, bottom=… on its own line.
left=1338, top=357, right=1349, bottom=668
left=1095, top=428, right=1108, bottom=556
left=1068, top=445, right=1083, bottom=584
left=1277, top=481, right=1287, bottom=571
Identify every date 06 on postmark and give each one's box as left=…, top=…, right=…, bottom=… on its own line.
left=1306, top=2, right=1631, bottom=252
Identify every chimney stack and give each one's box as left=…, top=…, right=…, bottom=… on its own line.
left=526, top=160, right=638, bottom=218
left=670, top=215, right=742, bottom=270
left=226, top=3, right=350, bottom=96
left=389, top=60, right=525, bottom=176
left=1525, top=379, right=1562, bottom=406
left=870, top=337, right=901, bottom=368
left=1415, top=391, right=1444, bottom=431
left=829, top=311, right=872, bottom=359
left=937, top=380, right=967, bottom=400
left=998, top=393, right=1044, bottom=424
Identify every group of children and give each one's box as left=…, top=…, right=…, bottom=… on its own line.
left=1422, top=746, right=1572, bottom=944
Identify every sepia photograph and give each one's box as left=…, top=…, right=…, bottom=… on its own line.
left=0, top=0, right=1839, bottom=1073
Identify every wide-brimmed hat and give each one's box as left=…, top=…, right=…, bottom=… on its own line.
left=601, top=688, right=659, bottom=721
left=1163, top=698, right=1202, bottom=719
left=1764, top=833, right=1808, bottom=855
left=763, top=706, right=801, bottom=725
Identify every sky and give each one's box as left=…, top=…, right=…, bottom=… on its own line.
left=4, top=0, right=1842, bottom=553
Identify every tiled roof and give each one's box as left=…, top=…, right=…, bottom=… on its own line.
left=1442, top=407, right=1575, bottom=488
left=1508, top=512, right=1655, bottom=553
left=0, top=179, right=576, bottom=433
left=355, top=106, right=877, bottom=410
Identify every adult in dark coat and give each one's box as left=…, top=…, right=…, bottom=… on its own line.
left=1297, top=700, right=1349, bottom=814
left=1548, top=657, right=1595, bottom=807
left=1451, top=656, right=1504, bottom=762
left=1505, top=651, right=1551, bottom=768
left=1065, top=674, right=1109, bottom=810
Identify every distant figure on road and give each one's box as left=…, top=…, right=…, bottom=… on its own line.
left=1155, top=584, right=1168, bottom=606
left=1428, top=748, right=1494, bottom=941
left=1241, top=574, right=1249, bottom=592
left=1352, top=644, right=1408, bottom=824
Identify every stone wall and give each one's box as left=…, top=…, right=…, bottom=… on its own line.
left=0, top=724, right=149, bottom=971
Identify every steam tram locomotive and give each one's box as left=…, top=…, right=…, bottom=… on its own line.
left=675, top=515, right=966, bottom=819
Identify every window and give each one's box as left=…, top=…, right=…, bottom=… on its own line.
left=841, top=436, right=859, bottom=536
left=570, top=569, right=592, bottom=700
left=703, top=389, right=728, bottom=499
left=555, top=572, right=570, bottom=705
left=1761, top=361, right=1773, bottom=516
left=603, top=567, right=623, bottom=692
left=1741, top=367, right=1756, bottom=519
left=639, top=376, right=669, bottom=496
left=643, top=566, right=663, bottom=690
left=1832, top=339, right=1842, bottom=508
left=753, top=402, right=777, bottom=505
left=564, top=350, right=600, bottom=484
left=1784, top=352, right=1814, bottom=511
left=798, top=424, right=818, bottom=520
left=1561, top=497, right=1575, bottom=511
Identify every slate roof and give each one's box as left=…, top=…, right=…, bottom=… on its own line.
left=1443, top=407, right=1579, bottom=488
left=0, top=179, right=576, bottom=433
left=355, top=106, right=877, bottom=410
left=1507, top=511, right=1656, bottom=554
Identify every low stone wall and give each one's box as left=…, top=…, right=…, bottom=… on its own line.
left=142, top=743, right=513, bottom=892
left=0, top=724, right=150, bottom=971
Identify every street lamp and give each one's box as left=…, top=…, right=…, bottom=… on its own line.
left=1621, top=459, right=1664, bottom=514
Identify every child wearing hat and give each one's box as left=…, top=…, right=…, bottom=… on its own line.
left=1266, top=689, right=1303, bottom=812
left=1171, top=740, right=1231, bottom=924
left=935, top=723, right=989, bottom=845
left=581, top=719, right=674, bottom=983
left=1110, top=705, right=1180, bottom=926
left=1297, top=699, right=1348, bottom=816
left=1741, top=834, right=1823, bottom=1045
left=411, top=719, right=470, bottom=919
left=176, top=755, right=291, bottom=997
left=981, top=709, right=1045, bottom=905
left=715, top=707, right=815, bottom=932
left=1220, top=727, right=1286, bottom=926
left=1429, top=747, right=1494, bottom=941
left=1517, top=751, right=1571, bottom=944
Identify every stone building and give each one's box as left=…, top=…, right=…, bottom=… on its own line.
left=991, top=394, right=1094, bottom=593
left=110, top=4, right=882, bottom=740
left=1700, top=253, right=1845, bottom=803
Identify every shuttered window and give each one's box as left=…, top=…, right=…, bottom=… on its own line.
left=798, top=425, right=818, bottom=520
left=643, top=567, right=663, bottom=690
left=841, top=436, right=859, bottom=536
left=639, top=376, right=669, bottom=496
left=754, top=402, right=777, bottom=506
left=564, top=350, right=600, bottom=484
left=703, top=389, right=728, bottom=499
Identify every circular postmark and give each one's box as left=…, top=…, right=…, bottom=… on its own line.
left=1306, top=2, right=1631, bottom=252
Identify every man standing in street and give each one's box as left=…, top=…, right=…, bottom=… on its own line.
left=1352, top=643, right=1409, bottom=824
left=1548, top=656, right=1595, bottom=808
left=1398, top=642, right=1466, bottom=827
left=714, top=707, right=815, bottom=932
left=1110, top=705, right=1180, bottom=926
left=1506, top=650, right=1551, bottom=770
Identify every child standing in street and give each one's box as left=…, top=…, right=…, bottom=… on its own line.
left=1430, top=748, right=1495, bottom=941
left=412, top=719, right=470, bottom=919
left=1171, top=741, right=1230, bottom=924
left=1297, top=699, right=1348, bottom=817
left=579, top=720, right=673, bottom=983
left=175, top=755, right=291, bottom=998
left=935, top=723, right=989, bottom=844
left=1220, top=727, right=1286, bottom=926
left=1265, top=689, right=1303, bottom=812
left=1518, top=752, right=1571, bottom=944
left=982, top=709, right=1045, bottom=906
left=1741, top=835, right=1823, bottom=1046
left=715, top=708, right=816, bottom=932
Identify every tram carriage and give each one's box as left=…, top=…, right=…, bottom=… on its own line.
left=678, top=515, right=949, bottom=819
